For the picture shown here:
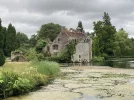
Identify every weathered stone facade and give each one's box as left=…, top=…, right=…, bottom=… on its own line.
left=44, top=27, right=92, bottom=62
left=11, top=51, right=27, bottom=62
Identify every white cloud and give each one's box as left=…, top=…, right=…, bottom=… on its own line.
left=0, top=0, right=134, bottom=37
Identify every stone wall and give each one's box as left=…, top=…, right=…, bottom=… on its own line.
left=73, top=42, right=92, bottom=62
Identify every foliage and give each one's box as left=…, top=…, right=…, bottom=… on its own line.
left=31, top=74, right=48, bottom=87
left=16, top=32, right=29, bottom=49
left=36, top=53, right=45, bottom=61
left=1, top=27, right=7, bottom=55
left=26, top=48, right=38, bottom=61
left=59, top=41, right=76, bottom=62
left=35, top=40, right=46, bottom=53
left=13, top=78, right=32, bottom=95
left=0, top=71, right=18, bottom=98
left=32, top=61, right=60, bottom=76
left=29, top=34, right=37, bottom=47
left=37, top=23, right=61, bottom=41
left=44, top=56, right=61, bottom=62
left=92, top=56, right=104, bottom=62
left=5, top=23, right=17, bottom=56
left=77, top=21, right=84, bottom=32
left=0, top=61, right=60, bottom=98
left=93, top=12, right=116, bottom=58
left=0, top=19, right=4, bottom=49
left=0, top=49, right=5, bottom=66
left=114, top=28, right=131, bottom=57
left=0, top=19, right=5, bottom=66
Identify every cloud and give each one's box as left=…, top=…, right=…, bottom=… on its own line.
left=0, top=0, right=134, bottom=37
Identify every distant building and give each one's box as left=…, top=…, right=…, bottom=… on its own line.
left=44, top=27, right=92, bottom=62
left=11, top=51, right=27, bottom=62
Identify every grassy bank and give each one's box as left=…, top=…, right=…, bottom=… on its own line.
left=0, top=61, right=60, bottom=99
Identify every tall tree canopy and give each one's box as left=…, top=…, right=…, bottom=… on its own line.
left=115, top=28, right=132, bottom=56
left=1, top=27, right=7, bottom=55
left=16, top=32, right=29, bottom=49
left=38, top=23, right=61, bottom=41
left=0, top=19, right=5, bottom=66
left=93, top=12, right=116, bottom=58
left=29, top=34, right=37, bottom=47
left=103, top=12, right=111, bottom=25
left=5, top=23, right=16, bottom=56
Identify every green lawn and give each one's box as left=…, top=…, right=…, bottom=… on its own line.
left=1, top=62, right=29, bottom=72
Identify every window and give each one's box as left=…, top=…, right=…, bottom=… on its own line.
left=47, top=46, right=50, bottom=51
left=58, top=38, right=60, bottom=43
left=79, top=55, right=81, bottom=58
left=53, top=44, right=58, bottom=50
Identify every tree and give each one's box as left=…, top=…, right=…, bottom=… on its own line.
left=93, top=12, right=116, bottom=58
left=5, top=23, right=16, bottom=56
left=77, top=21, right=84, bottom=32
left=16, top=32, right=29, bottom=49
left=35, top=40, right=46, bottom=53
left=60, top=41, right=76, bottom=62
left=1, top=27, right=7, bottom=55
left=115, top=29, right=131, bottom=56
left=103, top=12, right=111, bottom=26
left=29, top=34, right=37, bottom=47
left=0, top=19, right=5, bottom=66
left=38, top=23, right=61, bottom=41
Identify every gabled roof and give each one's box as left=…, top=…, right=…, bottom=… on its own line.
left=61, top=29, right=86, bottom=38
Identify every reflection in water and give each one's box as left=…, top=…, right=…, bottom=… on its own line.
left=73, top=94, right=101, bottom=100
left=60, top=59, right=134, bottom=69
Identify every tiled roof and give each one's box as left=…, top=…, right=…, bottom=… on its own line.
left=61, top=30, right=86, bottom=38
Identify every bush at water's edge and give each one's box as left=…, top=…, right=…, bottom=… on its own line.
left=92, top=56, right=105, bottom=62
left=0, top=61, right=60, bottom=99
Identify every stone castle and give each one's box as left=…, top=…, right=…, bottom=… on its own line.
left=44, top=26, right=92, bottom=62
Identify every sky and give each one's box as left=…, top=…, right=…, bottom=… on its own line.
left=0, top=0, right=134, bottom=38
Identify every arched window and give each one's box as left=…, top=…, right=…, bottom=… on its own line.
left=53, top=44, right=58, bottom=50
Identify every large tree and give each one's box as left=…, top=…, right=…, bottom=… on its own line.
left=16, top=32, right=29, bottom=49
left=115, top=28, right=132, bottom=57
left=29, top=34, right=37, bottom=47
left=37, top=23, right=61, bottom=41
left=1, top=27, right=7, bottom=55
left=0, top=19, right=5, bottom=66
left=93, top=12, right=116, bottom=58
left=5, top=23, right=16, bottom=56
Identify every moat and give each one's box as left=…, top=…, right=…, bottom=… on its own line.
left=5, top=64, right=134, bottom=100
left=61, top=58, right=134, bottom=69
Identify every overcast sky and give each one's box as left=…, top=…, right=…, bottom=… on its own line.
left=0, top=0, right=134, bottom=38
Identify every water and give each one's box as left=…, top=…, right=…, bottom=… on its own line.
left=60, top=59, right=134, bottom=69
left=73, top=94, right=101, bottom=100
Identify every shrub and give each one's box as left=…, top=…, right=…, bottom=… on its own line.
left=26, top=48, right=38, bottom=61
left=44, top=56, right=61, bottom=62
left=0, top=61, right=60, bottom=98
left=13, top=78, right=32, bottom=95
left=36, top=53, right=45, bottom=61
left=32, top=61, right=60, bottom=77
left=92, top=56, right=104, bottom=62
left=32, top=74, right=48, bottom=87
left=0, top=71, right=18, bottom=98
